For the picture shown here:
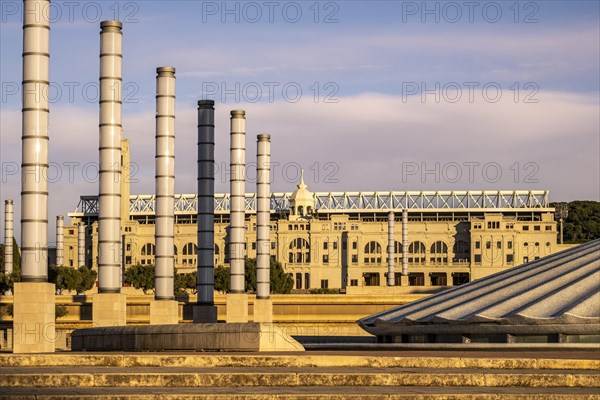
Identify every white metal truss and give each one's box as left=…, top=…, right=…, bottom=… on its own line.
left=70, top=190, right=551, bottom=218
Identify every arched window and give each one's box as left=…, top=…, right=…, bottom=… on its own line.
left=288, top=238, right=310, bottom=264
left=173, top=245, right=178, bottom=256
left=364, top=241, right=382, bottom=265
left=182, top=243, right=196, bottom=255
left=214, top=244, right=220, bottom=255
left=141, top=243, right=155, bottom=256
left=298, top=206, right=304, bottom=216
left=182, top=242, right=197, bottom=265
left=139, top=243, right=155, bottom=266
left=408, top=241, right=426, bottom=264
left=430, top=241, right=448, bottom=264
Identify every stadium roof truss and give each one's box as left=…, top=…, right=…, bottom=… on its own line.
left=70, top=190, right=551, bottom=218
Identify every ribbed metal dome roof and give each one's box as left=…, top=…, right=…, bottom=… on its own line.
left=359, top=239, right=600, bottom=338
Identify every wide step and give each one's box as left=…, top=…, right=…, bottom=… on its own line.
left=1, top=353, right=598, bottom=399
left=1, top=386, right=600, bottom=399
left=1, top=367, right=599, bottom=388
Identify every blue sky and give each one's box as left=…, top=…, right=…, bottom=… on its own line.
left=0, top=1, right=599, bottom=239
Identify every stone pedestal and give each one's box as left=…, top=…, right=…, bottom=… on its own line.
left=193, top=304, right=218, bottom=323
left=92, top=293, right=127, bottom=327
left=253, top=298, right=273, bottom=323
left=226, top=293, right=248, bottom=323
left=71, top=323, right=304, bottom=352
left=150, top=300, right=179, bottom=325
left=13, top=282, right=56, bottom=353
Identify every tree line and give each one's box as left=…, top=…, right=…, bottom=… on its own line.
left=550, top=200, right=600, bottom=243
left=0, top=243, right=292, bottom=295
left=124, top=257, right=293, bottom=295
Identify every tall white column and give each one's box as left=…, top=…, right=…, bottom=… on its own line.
left=98, top=20, right=123, bottom=293
left=20, top=0, right=50, bottom=282
left=13, top=0, right=55, bottom=354
left=197, top=100, right=215, bottom=304
left=154, top=67, right=176, bottom=300
left=55, top=216, right=64, bottom=266
left=78, top=222, right=85, bottom=268
left=256, top=134, right=271, bottom=299
left=4, top=200, right=13, bottom=274
left=387, top=211, right=395, bottom=286
left=402, top=209, right=408, bottom=276
left=229, top=110, right=246, bottom=294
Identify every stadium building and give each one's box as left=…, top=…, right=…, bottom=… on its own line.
left=61, top=141, right=564, bottom=292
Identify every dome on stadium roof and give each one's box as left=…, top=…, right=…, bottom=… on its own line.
left=358, top=239, right=600, bottom=344
left=289, top=171, right=314, bottom=217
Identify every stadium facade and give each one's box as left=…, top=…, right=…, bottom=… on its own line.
left=61, top=141, right=564, bottom=291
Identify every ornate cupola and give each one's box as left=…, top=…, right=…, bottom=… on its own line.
left=289, top=171, right=314, bottom=219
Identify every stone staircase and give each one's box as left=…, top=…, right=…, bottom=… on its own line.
left=0, top=352, right=598, bottom=399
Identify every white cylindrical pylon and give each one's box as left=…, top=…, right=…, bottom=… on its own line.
left=78, top=222, right=85, bottom=268
left=256, top=134, right=271, bottom=299
left=229, top=110, right=246, bottom=294
left=55, top=216, right=64, bottom=266
left=154, top=66, right=176, bottom=300
left=98, top=20, right=123, bottom=293
left=387, top=211, right=395, bottom=286
left=197, top=100, right=215, bottom=304
left=4, top=200, right=13, bottom=274
left=402, top=209, right=408, bottom=276
left=20, top=0, right=50, bottom=282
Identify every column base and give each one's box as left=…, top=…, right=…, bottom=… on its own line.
left=13, top=282, right=56, bottom=354
left=253, top=298, right=273, bottom=323
left=92, top=293, right=127, bottom=327
left=149, top=300, right=179, bottom=325
left=193, top=304, right=218, bottom=323
left=226, top=293, right=248, bottom=323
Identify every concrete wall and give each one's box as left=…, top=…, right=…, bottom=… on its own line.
left=0, top=292, right=427, bottom=349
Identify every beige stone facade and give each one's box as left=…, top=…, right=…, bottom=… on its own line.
left=60, top=142, right=565, bottom=291
left=64, top=195, right=562, bottom=291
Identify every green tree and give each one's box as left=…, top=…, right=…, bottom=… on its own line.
left=47, top=266, right=97, bottom=295
left=214, top=265, right=230, bottom=293
left=174, top=269, right=197, bottom=295
left=551, top=201, right=600, bottom=243
left=49, top=266, right=80, bottom=294
left=242, top=257, right=294, bottom=294
left=124, top=264, right=155, bottom=294
left=0, top=238, right=22, bottom=294
left=185, top=271, right=198, bottom=294
left=12, top=238, right=21, bottom=275
left=76, top=267, right=97, bottom=294
left=244, top=258, right=257, bottom=292
left=0, top=272, right=11, bottom=295
left=174, top=269, right=186, bottom=295
left=269, top=258, right=294, bottom=294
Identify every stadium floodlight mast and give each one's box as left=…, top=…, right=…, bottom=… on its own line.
left=556, top=203, right=569, bottom=245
